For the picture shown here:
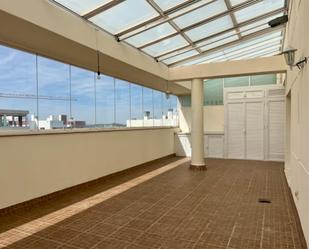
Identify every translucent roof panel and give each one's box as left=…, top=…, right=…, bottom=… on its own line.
left=229, top=45, right=281, bottom=60
left=225, top=40, right=282, bottom=59
left=239, top=13, right=283, bottom=36
left=159, top=46, right=193, bottom=61
left=234, top=0, right=285, bottom=23
left=89, top=0, right=159, bottom=34
left=196, top=30, right=237, bottom=47
left=162, top=50, right=199, bottom=65
left=175, top=29, right=283, bottom=66
left=142, top=35, right=189, bottom=57
left=224, top=31, right=283, bottom=53
left=125, top=23, right=176, bottom=47
left=55, top=0, right=112, bottom=15
left=153, top=0, right=188, bottom=11
left=173, top=0, right=228, bottom=28
left=200, top=35, right=239, bottom=52
left=185, top=15, right=233, bottom=42
left=52, top=0, right=286, bottom=67
left=182, top=51, right=226, bottom=66
left=229, top=0, right=248, bottom=6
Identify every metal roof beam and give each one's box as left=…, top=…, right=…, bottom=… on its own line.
left=145, top=0, right=202, bottom=54
left=168, top=25, right=284, bottom=67
left=115, top=0, right=204, bottom=37
left=137, top=0, right=262, bottom=49
left=224, top=0, right=242, bottom=39
left=118, top=0, right=217, bottom=41
left=155, top=8, right=285, bottom=60
left=82, top=0, right=125, bottom=19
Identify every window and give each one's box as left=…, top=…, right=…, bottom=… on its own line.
left=130, top=84, right=143, bottom=127
left=96, top=74, right=115, bottom=128
left=143, top=87, right=154, bottom=127
left=251, top=74, right=277, bottom=86
left=0, top=45, right=37, bottom=130
left=37, top=56, right=70, bottom=130
left=224, top=76, right=250, bottom=88
left=153, top=90, right=164, bottom=126
left=115, top=79, right=130, bottom=127
left=0, top=44, right=179, bottom=132
left=204, top=79, right=223, bottom=105
left=70, top=66, right=95, bottom=128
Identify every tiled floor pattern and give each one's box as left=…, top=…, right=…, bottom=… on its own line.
left=0, top=158, right=307, bottom=249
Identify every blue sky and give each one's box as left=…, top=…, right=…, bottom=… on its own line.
left=0, top=45, right=177, bottom=125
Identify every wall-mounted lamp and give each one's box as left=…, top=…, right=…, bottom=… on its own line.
left=282, top=46, right=308, bottom=70
left=296, top=57, right=308, bottom=70
left=282, top=46, right=297, bottom=69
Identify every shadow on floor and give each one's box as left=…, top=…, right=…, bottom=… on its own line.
left=0, top=157, right=307, bottom=249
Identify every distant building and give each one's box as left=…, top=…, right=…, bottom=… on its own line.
left=127, top=109, right=178, bottom=127
left=33, top=115, right=65, bottom=130
left=68, top=120, right=86, bottom=129
left=0, top=109, right=29, bottom=128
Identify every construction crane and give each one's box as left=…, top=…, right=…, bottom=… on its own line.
left=0, top=92, right=77, bottom=101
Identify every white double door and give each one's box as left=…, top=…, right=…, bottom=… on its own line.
left=226, top=100, right=264, bottom=160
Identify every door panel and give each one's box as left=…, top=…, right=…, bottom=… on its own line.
left=227, top=102, right=245, bottom=159
left=268, top=100, right=285, bottom=161
left=246, top=102, right=264, bottom=160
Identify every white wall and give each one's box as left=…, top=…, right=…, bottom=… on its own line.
left=285, top=0, right=309, bottom=245
left=179, top=106, right=225, bottom=133
left=0, top=128, right=177, bottom=210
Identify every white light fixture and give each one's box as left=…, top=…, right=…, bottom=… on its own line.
left=282, top=46, right=297, bottom=69
left=165, top=81, right=171, bottom=99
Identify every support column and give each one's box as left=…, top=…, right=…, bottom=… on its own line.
left=190, top=78, right=206, bottom=170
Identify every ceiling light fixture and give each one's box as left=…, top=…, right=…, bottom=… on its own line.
left=97, top=50, right=101, bottom=80
left=95, top=28, right=101, bottom=80
left=165, top=81, right=171, bottom=99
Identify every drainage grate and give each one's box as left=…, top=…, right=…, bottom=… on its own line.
left=258, top=198, right=272, bottom=204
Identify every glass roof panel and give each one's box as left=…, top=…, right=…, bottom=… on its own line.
left=173, top=0, right=228, bottom=28
left=143, top=35, right=189, bottom=57
left=89, top=0, right=159, bottom=34
left=175, top=30, right=283, bottom=66
left=182, top=51, right=226, bottom=66
left=224, top=31, right=282, bottom=53
left=241, top=24, right=269, bottom=36
left=159, top=47, right=193, bottom=61
left=234, top=0, right=285, bottom=23
left=55, top=0, right=111, bottom=15
left=185, top=15, right=234, bottom=41
left=229, top=0, right=247, bottom=6
left=125, top=23, right=176, bottom=47
left=225, top=39, right=282, bottom=58
left=163, top=50, right=199, bottom=65
left=200, top=35, right=239, bottom=52
left=153, top=0, right=188, bottom=11
left=239, top=13, right=283, bottom=36
left=196, top=30, right=237, bottom=46
left=228, top=45, right=281, bottom=60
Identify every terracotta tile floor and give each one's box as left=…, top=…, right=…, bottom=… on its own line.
left=0, top=157, right=307, bottom=249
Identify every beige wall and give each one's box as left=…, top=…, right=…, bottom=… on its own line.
left=285, top=0, right=309, bottom=245
left=0, top=128, right=177, bottom=210
left=179, top=106, right=224, bottom=133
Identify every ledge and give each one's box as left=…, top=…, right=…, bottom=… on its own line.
left=176, top=131, right=224, bottom=135
left=0, top=126, right=180, bottom=138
